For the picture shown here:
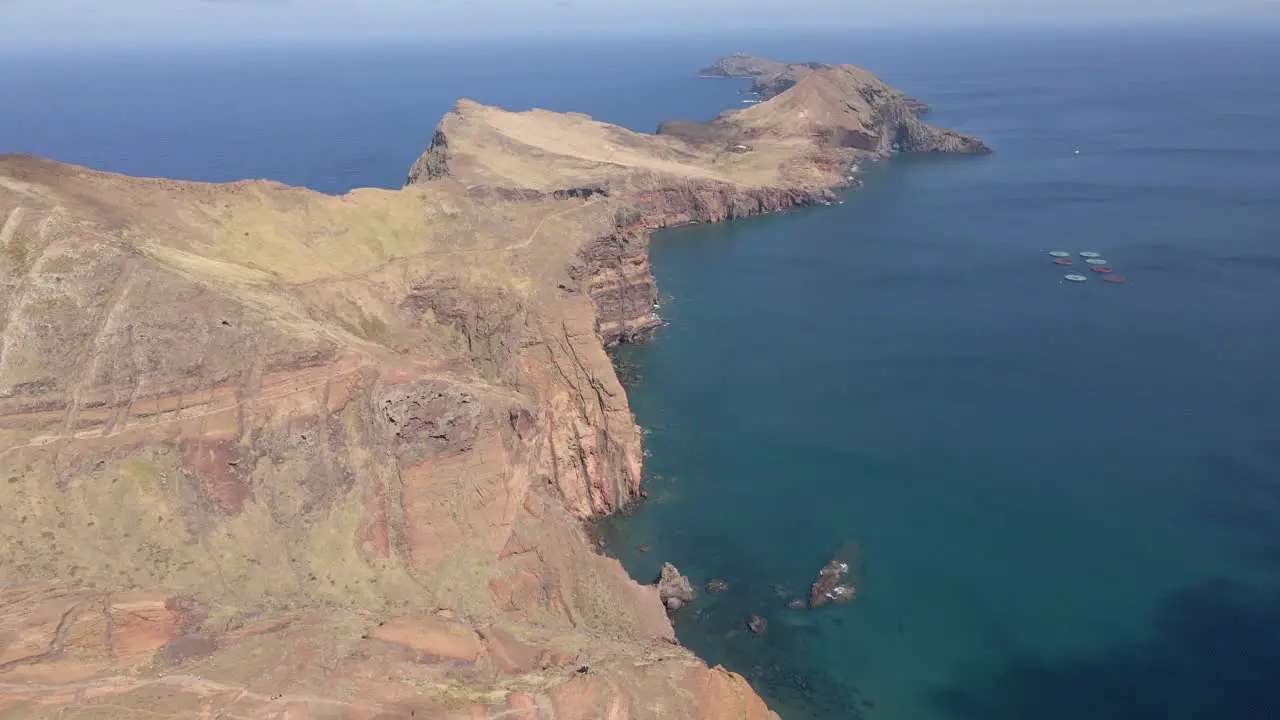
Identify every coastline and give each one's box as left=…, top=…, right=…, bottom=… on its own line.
left=0, top=58, right=985, bottom=719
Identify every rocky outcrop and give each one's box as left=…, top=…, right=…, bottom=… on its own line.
left=869, top=91, right=990, bottom=155
left=572, top=225, right=660, bottom=346
left=751, top=71, right=806, bottom=100
left=897, top=116, right=990, bottom=153
left=809, top=541, right=863, bottom=608
left=656, top=563, right=696, bottom=612
left=405, top=128, right=451, bottom=184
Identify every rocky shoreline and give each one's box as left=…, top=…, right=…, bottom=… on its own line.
left=0, top=56, right=985, bottom=719
left=539, top=57, right=988, bottom=709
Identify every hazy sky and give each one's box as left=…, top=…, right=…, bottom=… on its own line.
left=1, top=0, right=1277, bottom=47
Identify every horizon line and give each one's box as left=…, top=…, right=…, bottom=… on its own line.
left=2, top=16, right=1277, bottom=53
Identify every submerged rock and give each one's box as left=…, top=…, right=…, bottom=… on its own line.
left=809, top=541, right=862, bottom=608
left=747, top=614, right=768, bottom=635
left=656, top=563, right=696, bottom=612
left=707, top=579, right=729, bottom=595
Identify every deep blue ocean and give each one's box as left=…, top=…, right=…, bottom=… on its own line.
left=4, top=25, right=1279, bottom=720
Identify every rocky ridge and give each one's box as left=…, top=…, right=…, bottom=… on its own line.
left=0, top=58, right=984, bottom=718
left=666, top=64, right=989, bottom=157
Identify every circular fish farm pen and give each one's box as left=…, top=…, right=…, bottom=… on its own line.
left=1085, top=258, right=1109, bottom=265
left=1054, top=258, right=1074, bottom=265
left=1090, top=265, right=1113, bottom=273
left=1049, top=251, right=1071, bottom=258
left=1065, top=274, right=1088, bottom=282
left=1102, top=275, right=1126, bottom=283
left=1080, top=251, right=1102, bottom=258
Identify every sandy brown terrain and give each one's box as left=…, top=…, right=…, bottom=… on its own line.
left=0, top=61, right=983, bottom=718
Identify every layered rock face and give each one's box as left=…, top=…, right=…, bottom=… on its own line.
left=574, top=225, right=661, bottom=346
left=0, top=57, right=984, bottom=719
left=0, top=158, right=696, bottom=718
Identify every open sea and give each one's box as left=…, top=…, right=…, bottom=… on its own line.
left=4, top=24, right=1280, bottom=720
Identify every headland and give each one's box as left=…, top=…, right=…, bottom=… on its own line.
left=0, top=58, right=984, bottom=719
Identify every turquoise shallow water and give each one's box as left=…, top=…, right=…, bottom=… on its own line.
left=5, top=25, right=1279, bottom=720
left=605, top=28, right=1280, bottom=720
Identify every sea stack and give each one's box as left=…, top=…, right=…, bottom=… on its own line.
left=657, top=563, right=697, bottom=612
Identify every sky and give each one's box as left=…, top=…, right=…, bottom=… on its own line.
left=1, top=0, right=1277, bottom=47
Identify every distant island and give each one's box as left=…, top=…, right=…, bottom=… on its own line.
left=701, top=53, right=933, bottom=113
left=699, top=54, right=834, bottom=99
left=0, top=57, right=986, bottom=720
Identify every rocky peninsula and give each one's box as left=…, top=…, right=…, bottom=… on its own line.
left=699, top=54, right=834, bottom=100
left=702, top=53, right=935, bottom=113
left=0, top=59, right=984, bottom=719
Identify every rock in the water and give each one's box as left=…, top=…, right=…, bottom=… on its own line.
left=809, top=541, right=862, bottom=608
left=747, top=614, right=768, bottom=635
left=707, top=579, right=729, bottom=595
left=787, top=599, right=806, bottom=610
left=656, top=563, right=696, bottom=612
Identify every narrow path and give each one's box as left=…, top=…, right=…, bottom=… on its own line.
left=0, top=208, right=53, bottom=379
left=0, top=206, right=25, bottom=248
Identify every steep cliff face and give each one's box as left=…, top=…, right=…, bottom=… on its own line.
left=0, top=158, right=686, bottom=718
left=0, top=56, right=985, bottom=719
left=573, top=226, right=660, bottom=346
left=405, top=128, right=451, bottom=184
left=626, top=183, right=839, bottom=227
left=0, top=159, right=648, bottom=616
left=568, top=183, right=838, bottom=347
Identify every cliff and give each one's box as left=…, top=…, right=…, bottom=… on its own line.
left=0, top=58, right=984, bottom=719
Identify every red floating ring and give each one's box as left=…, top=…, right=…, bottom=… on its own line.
left=1089, top=266, right=1113, bottom=273
left=1102, top=274, right=1126, bottom=283
left=1053, top=258, right=1074, bottom=265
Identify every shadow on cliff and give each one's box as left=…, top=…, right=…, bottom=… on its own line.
left=927, top=577, right=1280, bottom=720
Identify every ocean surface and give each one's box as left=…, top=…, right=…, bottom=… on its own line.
left=5, top=25, right=1280, bottom=720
